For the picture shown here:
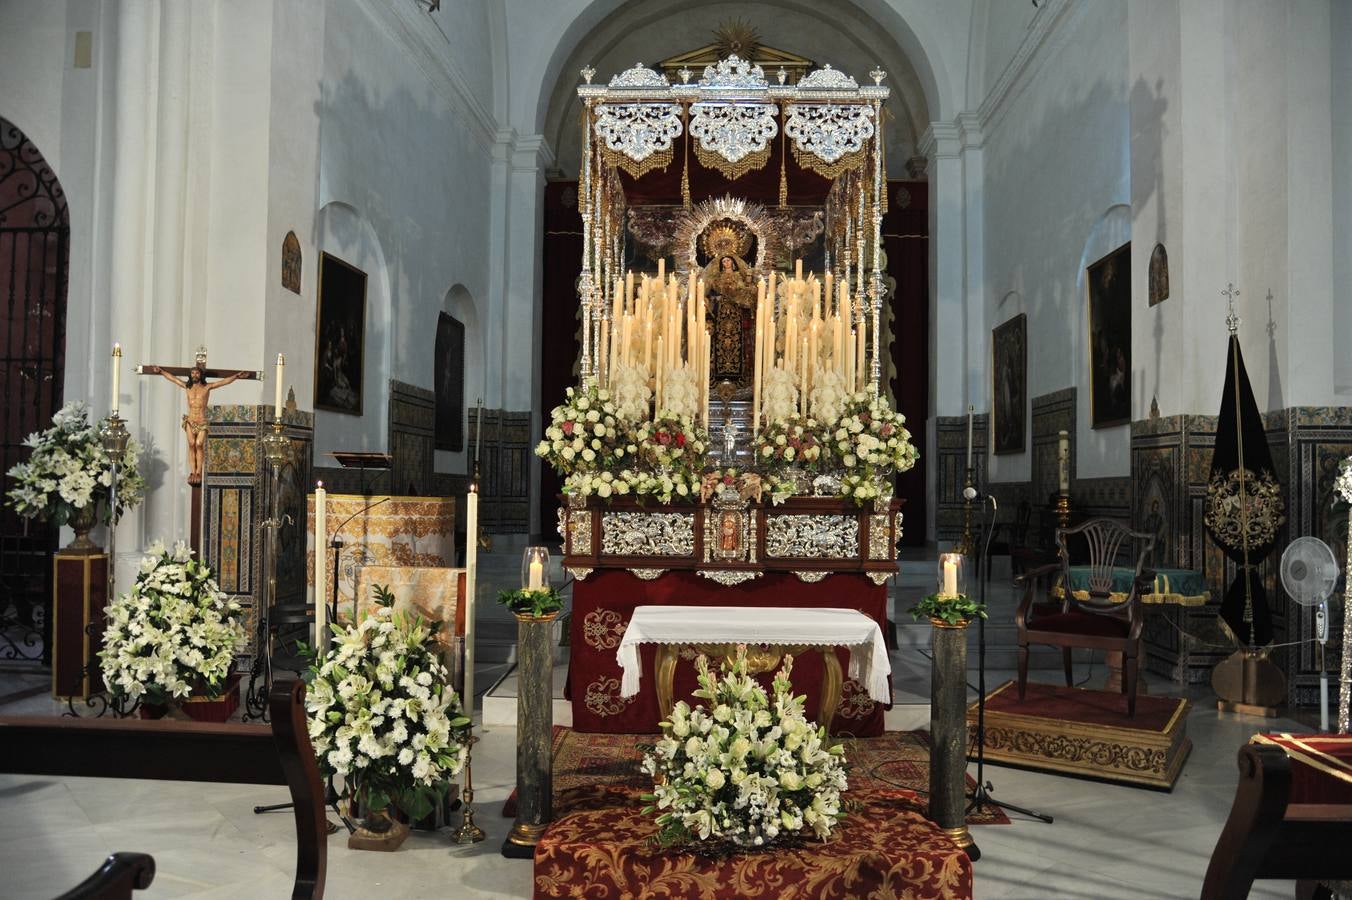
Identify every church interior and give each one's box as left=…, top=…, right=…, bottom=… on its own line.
left=1, top=1, right=1350, bottom=897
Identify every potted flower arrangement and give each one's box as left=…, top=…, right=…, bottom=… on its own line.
left=6, top=401, right=145, bottom=551
left=830, top=392, right=919, bottom=506
left=100, top=541, right=245, bottom=716
left=305, top=585, right=471, bottom=851
left=641, top=646, right=849, bottom=850
left=536, top=383, right=628, bottom=481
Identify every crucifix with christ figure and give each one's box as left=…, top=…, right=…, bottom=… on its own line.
left=138, top=347, right=262, bottom=550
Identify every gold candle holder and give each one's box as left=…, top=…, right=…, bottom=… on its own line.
left=451, top=735, right=486, bottom=844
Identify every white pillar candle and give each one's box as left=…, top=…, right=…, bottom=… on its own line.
left=464, top=481, right=479, bottom=717
left=274, top=353, right=285, bottom=421
left=314, top=482, right=327, bottom=643
left=1058, top=429, right=1071, bottom=493
left=110, top=343, right=122, bottom=415
left=943, top=557, right=958, bottom=597
left=528, top=558, right=544, bottom=591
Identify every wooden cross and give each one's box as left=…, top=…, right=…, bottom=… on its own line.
left=137, top=347, right=262, bottom=552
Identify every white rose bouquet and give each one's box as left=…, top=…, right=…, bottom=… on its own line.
left=100, top=541, right=244, bottom=705
left=641, top=645, right=848, bottom=850
left=754, top=413, right=827, bottom=475
left=6, top=401, right=145, bottom=526
left=1335, top=456, right=1352, bottom=505
left=305, top=585, right=471, bottom=823
left=830, top=392, right=919, bottom=504
left=535, top=383, right=630, bottom=479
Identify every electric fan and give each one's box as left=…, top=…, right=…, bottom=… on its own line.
left=1279, top=536, right=1340, bottom=731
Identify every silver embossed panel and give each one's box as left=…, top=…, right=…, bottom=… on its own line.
left=569, top=511, right=594, bottom=555
left=601, top=511, right=695, bottom=557
left=764, top=514, right=858, bottom=559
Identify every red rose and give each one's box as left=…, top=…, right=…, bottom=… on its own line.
left=658, top=432, right=671, bottom=445
left=676, top=433, right=686, bottom=447
left=562, top=421, right=574, bottom=435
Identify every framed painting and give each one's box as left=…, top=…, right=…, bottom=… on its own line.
left=1087, top=242, right=1132, bottom=428
left=992, top=313, right=1026, bottom=454
left=434, top=312, right=465, bottom=451
left=314, top=252, right=366, bottom=415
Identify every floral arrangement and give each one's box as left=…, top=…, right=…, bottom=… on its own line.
left=305, top=585, right=471, bottom=823
left=638, top=412, right=708, bottom=482
left=754, top=413, right=826, bottom=474
left=6, top=401, right=145, bottom=526
left=641, top=646, right=848, bottom=850
left=1334, top=456, right=1352, bottom=505
left=99, top=541, right=245, bottom=705
left=536, top=384, right=628, bottom=478
left=830, top=392, right=918, bottom=504
left=909, top=593, right=987, bottom=627
left=498, top=586, right=564, bottom=618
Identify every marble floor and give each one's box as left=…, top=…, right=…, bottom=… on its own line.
left=0, top=546, right=1315, bottom=898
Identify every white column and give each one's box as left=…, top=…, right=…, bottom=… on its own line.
left=920, top=122, right=964, bottom=541
left=957, top=113, right=986, bottom=430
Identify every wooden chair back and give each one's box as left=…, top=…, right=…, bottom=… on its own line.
left=1055, top=517, right=1155, bottom=614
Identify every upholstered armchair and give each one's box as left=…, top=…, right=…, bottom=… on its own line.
left=1014, top=518, right=1156, bottom=716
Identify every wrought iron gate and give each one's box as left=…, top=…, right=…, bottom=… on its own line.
left=0, top=116, right=69, bottom=666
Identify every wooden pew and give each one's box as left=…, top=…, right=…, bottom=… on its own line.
left=1202, top=742, right=1352, bottom=899
left=0, top=678, right=325, bottom=900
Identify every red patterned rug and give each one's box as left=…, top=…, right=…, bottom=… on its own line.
left=503, top=727, right=1009, bottom=826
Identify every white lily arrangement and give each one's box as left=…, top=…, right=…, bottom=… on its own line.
left=641, top=645, right=848, bottom=850
left=305, top=585, right=471, bottom=822
left=99, top=541, right=244, bottom=705
left=6, top=401, right=145, bottom=525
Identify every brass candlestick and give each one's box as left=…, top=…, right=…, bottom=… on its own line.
left=1054, top=491, right=1071, bottom=532
left=955, top=465, right=976, bottom=557
left=451, top=735, right=486, bottom=843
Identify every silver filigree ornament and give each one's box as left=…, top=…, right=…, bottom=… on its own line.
left=631, top=568, right=667, bottom=580
left=689, top=103, right=778, bottom=164
left=601, top=511, right=695, bottom=557
left=568, top=566, right=594, bottom=581
left=594, top=103, right=684, bottom=163
left=784, top=103, right=875, bottom=164
left=764, top=515, right=859, bottom=559
left=868, top=571, right=891, bottom=586
left=698, top=569, right=762, bottom=586
left=794, top=571, right=829, bottom=583
left=697, top=54, right=768, bottom=89
left=608, top=63, right=668, bottom=89
left=797, top=64, right=859, bottom=91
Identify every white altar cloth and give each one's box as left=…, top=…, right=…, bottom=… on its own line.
left=617, top=605, right=891, bottom=703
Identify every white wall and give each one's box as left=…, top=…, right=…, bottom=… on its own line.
left=1336, top=0, right=1352, bottom=396
left=980, top=2, right=1131, bottom=482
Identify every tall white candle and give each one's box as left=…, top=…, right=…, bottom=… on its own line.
left=314, top=481, right=327, bottom=643
left=528, top=559, right=544, bottom=591
left=464, top=480, right=479, bottom=718
left=475, top=400, right=483, bottom=461
left=1058, top=429, right=1071, bottom=493
left=110, top=343, right=122, bottom=415
left=942, top=558, right=958, bottom=597
left=274, top=353, right=285, bottom=422
left=965, top=406, right=974, bottom=469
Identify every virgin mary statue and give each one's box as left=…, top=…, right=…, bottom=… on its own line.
left=700, top=224, right=757, bottom=385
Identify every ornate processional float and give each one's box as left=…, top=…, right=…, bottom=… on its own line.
left=539, top=56, right=915, bottom=738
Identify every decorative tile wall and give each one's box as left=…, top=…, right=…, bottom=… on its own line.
left=1131, top=406, right=1352, bottom=701
left=935, top=412, right=986, bottom=542
left=469, top=410, right=533, bottom=533
left=203, top=404, right=313, bottom=665
left=388, top=380, right=434, bottom=496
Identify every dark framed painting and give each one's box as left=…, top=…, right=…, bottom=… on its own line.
left=1087, top=242, right=1132, bottom=428
left=314, top=252, right=366, bottom=415
left=434, top=312, right=465, bottom=452
left=992, top=313, right=1026, bottom=454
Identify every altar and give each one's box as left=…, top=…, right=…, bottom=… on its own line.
left=561, top=496, right=901, bottom=735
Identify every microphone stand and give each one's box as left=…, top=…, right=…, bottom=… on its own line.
left=966, top=489, right=1054, bottom=824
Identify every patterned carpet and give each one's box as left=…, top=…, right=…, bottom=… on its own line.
left=504, top=727, right=1009, bottom=826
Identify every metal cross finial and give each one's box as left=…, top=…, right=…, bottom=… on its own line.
left=194, top=346, right=208, bottom=367
left=870, top=66, right=887, bottom=85
left=580, top=65, right=596, bottom=84
left=1222, top=283, right=1241, bottom=334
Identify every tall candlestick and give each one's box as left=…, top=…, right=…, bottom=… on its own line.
left=475, top=400, right=483, bottom=461
left=314, top=481, right=327, bottom=642
left=110, top=343, right=122, bottom=415
left=655, top=336, right=664, bottom=411
left=795, top=258, right=803, bottom=281
left=274, top=353, right=285, bottom=422
left=966, top=406, right=974, bottom=469
left=657, top=257, right=665, bottom=281
left=464, top=479, right=480, bottom=723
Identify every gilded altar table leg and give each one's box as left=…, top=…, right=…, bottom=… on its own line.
left=656, top=644, right=678, bottom=721
left=818, top=648, right=843, bottom=733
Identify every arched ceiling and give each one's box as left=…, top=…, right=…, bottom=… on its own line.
left=540, top=0, right=934, bottom=180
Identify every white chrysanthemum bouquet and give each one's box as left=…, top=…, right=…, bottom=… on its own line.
left=305, top=586, right=471, bottom=822
left=6, top=400, right=144, bottom=525
left=100, top=541, right=244, bottom=704
left=641, top=646, right=848, bottom=850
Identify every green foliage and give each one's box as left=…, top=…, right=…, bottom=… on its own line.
left=908, top=593, right=987, bottom=626
left=497, top=586, right=564, bottom=618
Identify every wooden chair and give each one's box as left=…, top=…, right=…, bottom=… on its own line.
left=1015, top=517, right=1155, bottom=716
left=1203, top=742, right=1352, bottom=899
left=0, top=678, right=326, bottom=899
